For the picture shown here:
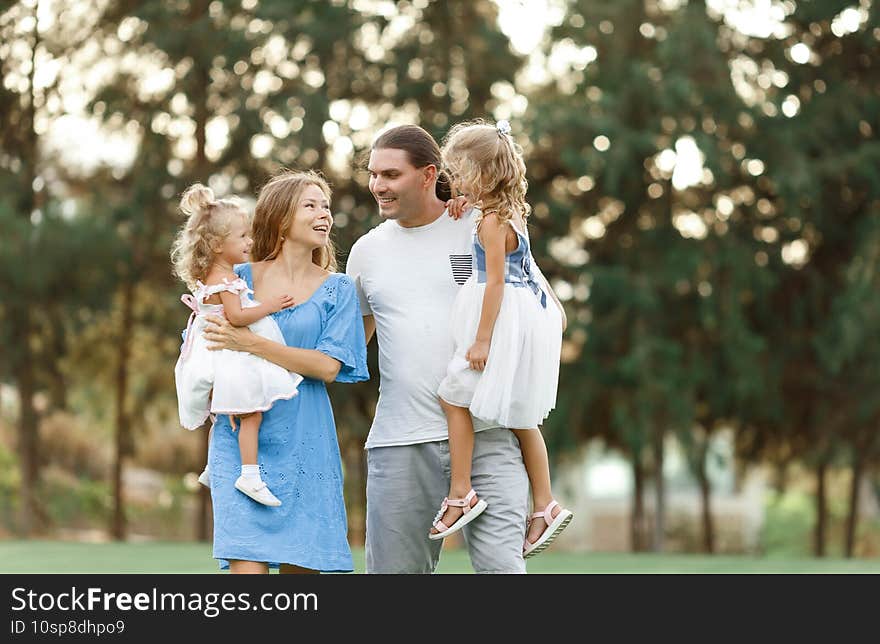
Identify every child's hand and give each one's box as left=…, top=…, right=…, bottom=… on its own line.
left=269, top=293, right=295, bottom=312
left=465, top=339, right=490, bottom=371
left=446, top=195, right=472, bottom=220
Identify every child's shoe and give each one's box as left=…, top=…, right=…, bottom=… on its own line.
left=197, top=467, right=211, bottom=488
left=523, top=500, right=573, bottom=558
left=428, top=489, right=487, bottom=540
left=234, top=475, right=282, bottom=507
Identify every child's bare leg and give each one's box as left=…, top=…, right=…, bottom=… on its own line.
left=512, top=428, right=562, bottom=544
left=232, top=412, right=281, bottom=506
left=238, top=412, right=261, bottom=465
left=431, top=399, right=479, bottom=534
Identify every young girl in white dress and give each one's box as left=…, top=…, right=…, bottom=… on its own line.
left=430, top=120, right=573, bottom=558
left=171, top=184, right=302, bottom=507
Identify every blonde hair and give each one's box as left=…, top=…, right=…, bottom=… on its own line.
left=441, top=119, right=531, bottom=225
left=170, top=183, right=249, bottom=290
left=253, top=170, right=338, bottom=272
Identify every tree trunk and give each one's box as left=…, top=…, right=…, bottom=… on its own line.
left=695, top=441, right=715, bottom=554
left=773, top=457, right=789, bottom=495
left=191, top=0, right=212, bottom=542
left=13, top=307, right=40, bottom=536
left=652, top=429, right=666, bottom=552
left=46, top=305, right=68, bottom=411
left=12, top=0, right=43, bottom=537
left=844, top=451, right=864, bottom=559
left=631, top=452, right=645, bottom=552
left=111, top=279, right=135, bottom=541
left=814, top=458, right=828, bottom=558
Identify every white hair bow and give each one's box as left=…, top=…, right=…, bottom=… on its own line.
left=496, top=119, right=511, bottom=136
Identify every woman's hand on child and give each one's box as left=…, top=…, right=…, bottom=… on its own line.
left=270, top=293, right=296, bottom=313
left=445, top=196, right=472, bottom=220
left=465, top=340, right=490, bottom=371
left=203, top=315, right=254, bottom=352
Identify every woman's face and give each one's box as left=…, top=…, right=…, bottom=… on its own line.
left=286, top=184, right=332, bottom=250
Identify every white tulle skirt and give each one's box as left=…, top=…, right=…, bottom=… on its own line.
left=174, top=314, right=302, bottom=430
left=438, top=276, right=562, bottom=429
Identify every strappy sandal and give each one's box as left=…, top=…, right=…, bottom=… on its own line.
left=523, top=500, right=573, bottom=558
left=428, top=489, right=488, bottom=540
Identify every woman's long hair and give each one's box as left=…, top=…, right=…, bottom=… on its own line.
left=252, top=170, right=338, bottom=272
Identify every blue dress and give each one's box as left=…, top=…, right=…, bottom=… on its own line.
left=208, top=265, right=369, bottom=572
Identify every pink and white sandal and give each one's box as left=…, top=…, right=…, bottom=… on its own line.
left=523, top=500, right=573, bottom=558
left=428, top=489, right=488, bottom=540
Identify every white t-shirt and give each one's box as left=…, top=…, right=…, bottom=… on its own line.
left=346, top=208, right=501, bottom=449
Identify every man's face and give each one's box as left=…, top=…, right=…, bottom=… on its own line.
left=367, top=147, right=431, bottom=222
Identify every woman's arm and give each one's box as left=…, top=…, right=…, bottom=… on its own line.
left=467, top=213, right=507, bottom=371
left=202, top=315, right=342, bottom=383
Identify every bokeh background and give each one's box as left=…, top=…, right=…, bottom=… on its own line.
left=1, top=0, right=879, bottom=565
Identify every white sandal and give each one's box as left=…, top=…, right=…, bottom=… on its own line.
left=523, top=500, right=573, bottom=558
left=428, top=489, right=488, bottom=540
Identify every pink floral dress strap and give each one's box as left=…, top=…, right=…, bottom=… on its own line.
left=200, top=277, right=251, bottom=297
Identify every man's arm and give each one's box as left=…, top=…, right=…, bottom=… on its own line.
left=362, top=314, right=376, bottom=344
left=345, top=241, right=375, bottom=345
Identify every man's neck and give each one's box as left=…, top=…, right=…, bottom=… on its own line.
left=396, top=196, right=447, bottom=228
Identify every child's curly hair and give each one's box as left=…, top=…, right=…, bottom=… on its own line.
left=170, top=183, right=248, bottom=291
left=441, top=119, right=531, bottom=225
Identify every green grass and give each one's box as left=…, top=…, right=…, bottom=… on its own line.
left=1, top=540, right=878, bottom=573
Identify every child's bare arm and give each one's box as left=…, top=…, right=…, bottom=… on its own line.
left=466, top=213, right=507, bottom=370
left=445, top=195, right=471, bottom=220
left=474, top=214, right=507, bottom=342
left=217, top=288, right=294, bottom=327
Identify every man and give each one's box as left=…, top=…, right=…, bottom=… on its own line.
left=345, top=124, right=529, bottom=573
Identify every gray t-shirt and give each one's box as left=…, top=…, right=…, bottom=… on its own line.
left=346, top=208, right=500, bottom=448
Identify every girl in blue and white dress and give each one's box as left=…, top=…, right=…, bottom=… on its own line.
left=171, top=183, right=302, bottom=508
left=430, top=120, right=573, bottom=558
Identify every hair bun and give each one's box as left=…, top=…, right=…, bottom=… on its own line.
left=180, top=183, right=215, bottom=218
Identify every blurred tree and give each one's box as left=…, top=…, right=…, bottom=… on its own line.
left=747, top=0, right=880, bottom=557
left=526, top=0, right=771, bottom=552
left=0, top=0, right=43, bottom=537
left=0, top=0, right=119, bottom=535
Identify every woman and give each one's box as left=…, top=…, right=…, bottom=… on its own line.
left=202, top=170, right=368, bottom=574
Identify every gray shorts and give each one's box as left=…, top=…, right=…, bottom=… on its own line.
left=365, top=428, right=529, bottom=574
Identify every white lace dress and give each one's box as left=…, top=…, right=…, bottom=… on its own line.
left=174, top=277, right=303, bottom=430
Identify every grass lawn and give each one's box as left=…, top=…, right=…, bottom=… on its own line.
left=1, top=540, right=878, bottom=573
